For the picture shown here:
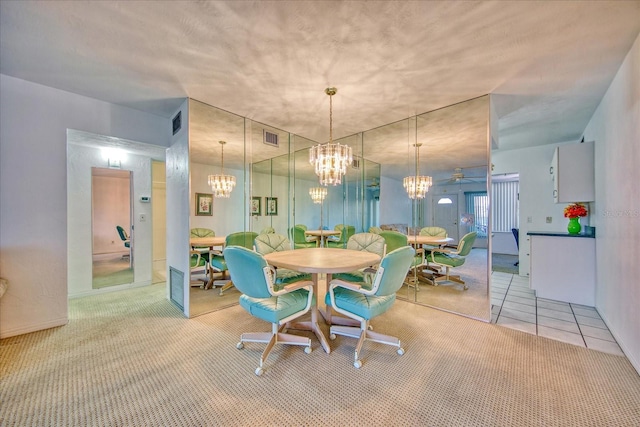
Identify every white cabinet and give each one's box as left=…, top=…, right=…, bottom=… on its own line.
left=550, top=141, right=595, bottom=203
left=529, top=234, right=595, bottom=306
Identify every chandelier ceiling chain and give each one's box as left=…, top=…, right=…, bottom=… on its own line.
left=403, top=143, right=433, bottom=199
left=309, top=87, right=353, bottom=186
left=208, top=140, right=236, bottom=198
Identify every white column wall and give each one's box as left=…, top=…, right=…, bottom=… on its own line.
left=0, top=74, right=170, bottom=338
left=583, top=33, right=640, bottom=373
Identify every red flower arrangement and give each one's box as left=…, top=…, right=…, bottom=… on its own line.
left=564, top=203, right=588, bottom=219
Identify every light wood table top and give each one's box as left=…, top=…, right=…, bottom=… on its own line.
left=264, top=247, right=380, bottom=274
left=190, top=236, right=226, bottom=248
left=406, top=235, right=454, bottom=246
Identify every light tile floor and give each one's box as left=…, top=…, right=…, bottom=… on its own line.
left=491, top=271, right=625, bottom=356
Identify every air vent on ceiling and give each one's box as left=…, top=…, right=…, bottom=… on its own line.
left=351, top=158, right=360, bottom=169
left=264, top=130, right=279, bottom=147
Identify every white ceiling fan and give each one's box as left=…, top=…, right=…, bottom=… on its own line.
left=438, top=167, right=486, bottom=185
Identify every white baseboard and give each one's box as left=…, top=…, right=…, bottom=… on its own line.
left=0, top=317, right=68, bottom=339
left=597, top=307, right=640, bottom=376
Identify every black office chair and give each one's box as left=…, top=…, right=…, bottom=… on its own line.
left=512, top=228, right=519, bottom=266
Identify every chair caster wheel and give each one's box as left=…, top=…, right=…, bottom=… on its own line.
left=368, top=325, right=373, bottom=331
left=255, top=367, right=264, bottom=376
left=236, top=342, right=244, bottom=350
left=397, top=347, right=405, bottom=356
left=463, top=285, right=469, bottom=290
left=354, top=360, right=362, bottom=369
left=329, top=334, right=336, bottom=340
left=304, top=346, right=312, bottom=354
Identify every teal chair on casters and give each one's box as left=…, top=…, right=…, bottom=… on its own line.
left=224, top=246, right=315, bottom=376
left=427, top=231, right=477, bottom=290
left=326, top=246, right=415, bottom=369
left=326, top=224, right=355, bottom=248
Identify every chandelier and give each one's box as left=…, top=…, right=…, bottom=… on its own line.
left=309, top=87, right=353, bottom=186
left=403, top=143, right=433, bottom=199
left=208, top=141, right=236, bottom=198
left=309, top=187, right=328, bottom=204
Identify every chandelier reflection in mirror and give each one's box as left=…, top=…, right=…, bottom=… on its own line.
left=403, top=143, right=433, bottom=199
left=208, top=141, right=236, bottom=198
left=309, top=187, right=328, bottom=204
left=309, top=87, right=353, bottom=186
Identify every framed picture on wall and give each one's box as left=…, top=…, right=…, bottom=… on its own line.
left=251, top=196, right=261, bottom=216
left=265, top=197, right=278, bottom=216
left=196, top=193, right=213, bottom=216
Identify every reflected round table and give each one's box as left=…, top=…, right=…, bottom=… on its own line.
left=264, top=248, right=381, bottom=353
left=304, top=229, right=341, bottom=247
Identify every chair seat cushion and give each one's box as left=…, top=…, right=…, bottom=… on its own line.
left=190, top=255, right=207, bottom=268
left=294, top=242, right=317, bottom=249
left=432, top=252, right=465, bottom=267
left=332, top=271, right=374, bottom=290
left=240, top=289, right=314, bottom=324
left=275, top=268, right=312, bottom=285
left=325, top=287, right=395, bottom=320
left=209, top=255, right=227, bottom=271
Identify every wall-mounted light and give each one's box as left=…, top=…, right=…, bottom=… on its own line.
left=102, top=147, right=125, bottom=169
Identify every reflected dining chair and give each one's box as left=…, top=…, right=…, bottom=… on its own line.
left=254, top=233, right=311, bottom=285
left=326, top=246, right=415, bottom=368
left=209, top=231, right=258, bottom=295
left=224, top=246, right=315, bottom=376
left=116, top=225, right=131, bottom=259
left=426, top=231, right=477, bottom=290
left=189, top=250, right=208, bottom=286
left=326, top=224, right=355, bottom=248
left=290, top=226, right=317, bottom=249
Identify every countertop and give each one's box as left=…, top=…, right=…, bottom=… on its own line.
left=527, top=231, right=595, bottom=238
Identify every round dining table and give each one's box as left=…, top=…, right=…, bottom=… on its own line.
left=304, top=229, right=342, bottom=247
left=264, top=247, right=381, bottom=353
left=405, top=235, right=454, bottom=247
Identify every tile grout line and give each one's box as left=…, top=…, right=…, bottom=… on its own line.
left=569, top=303, right=589, bottom=347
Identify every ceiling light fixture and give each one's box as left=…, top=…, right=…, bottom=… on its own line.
left=309, top=87, right=352, bottom=186
left=403, top=143, right=432, bottom=199
left=208, top=141, right=236, bottom=198
left=309, top=187, right=328, bottom=204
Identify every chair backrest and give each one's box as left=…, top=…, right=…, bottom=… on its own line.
left=379, top=230, right=408, bottom=253
left=419, top=226, right=447, bottom=237
left=254, top=233, right=291, bottom=255
left=225, top=231, right=259, bottom=249
left=334, top=224, right=356, bottom=243
left=295, top=224, right=308, bottom=231
left=223, top=246, right=272, bottom=298
left=190, top=228, right=215, bottom=238
left=346, top=233, right=386, bottom=257
left=289, top=226, right=308, bottom=244
left=512, top=228, right=519, bottom=249
left=116, top=225, right=129, bottom=241
left=260, top=226, right=276, bottom=234
left=456, top=232, right=478, bottom=257
left=372, top=246, right=416, bottom=296
left=368, top=226, right=383, bottom=234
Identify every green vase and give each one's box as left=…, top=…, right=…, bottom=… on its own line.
left=567, top=217, right=581, bottom=235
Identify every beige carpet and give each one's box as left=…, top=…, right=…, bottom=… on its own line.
left=1, top=283, right=639, bottom=426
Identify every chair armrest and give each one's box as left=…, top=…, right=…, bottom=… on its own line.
left=270, top=280, right=314, bottom=296
left=329, top=279, right=362, bottom=291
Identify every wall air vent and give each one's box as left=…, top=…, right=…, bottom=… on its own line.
left=172, top=111, right=182, bottom=135
left=351, top=158, right=360, bottom=169
left=169, top=267, right=184, bottom=310
left=264, top=130, right=279, bottom=147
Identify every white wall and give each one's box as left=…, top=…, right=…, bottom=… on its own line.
left=379, top=173, right=412, bottom=226
left=583, top=32, right=640, bottom=373
left=0, top=74, right=170, bottom=338
left=492, top=141, right=584, bottom=275
left=67, top=143, right=154, bottom=297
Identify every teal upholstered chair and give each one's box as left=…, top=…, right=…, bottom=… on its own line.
left=332, top=233, right=386, bottom=286
left=379, top=230, right=425, bottom=285
left=116, top=225, right=131, bottom=259
left=210, top=231, right=259, bottom=295
left=290, top=226, right=316, bottom=249
left=190, top=250, right=208, bottom=286
left=254, top=233, right=312, bottom=285
left=326, top=246, right=415, bottom=368
left=190, top=228, right=215, bottom=254
left=326, top=224, right=355, bottom=248
left=260, top=226, right=276, bottom=234
left=427, top=231, right=477, bottom=290
left=368, top=226, right=383, bottom=234
left=224, top=246, right=315, bottom=376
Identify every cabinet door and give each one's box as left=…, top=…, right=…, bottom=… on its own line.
left=556, top=142, right=595, bottom=203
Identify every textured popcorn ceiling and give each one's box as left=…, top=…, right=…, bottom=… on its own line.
left=1, top=1, right=639, bottom=158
